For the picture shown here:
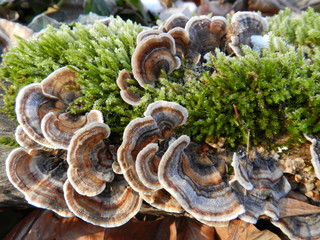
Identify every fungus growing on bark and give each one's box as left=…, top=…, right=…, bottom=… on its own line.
left=15, top=83, right=65, bottom=148
left=144, top=100, right=188, bottom=139
left=231, top=152, right=291, bottom=224
left=41, top=66, right=81, bottom=104
left=67, top=122, right=115, bottom=196
left=164, top=13, right=189, bottom=32
left=158, top=135, right=245, bottom=222
left=131, top=33, right=181, bottom=87
left=116, top=70, right=141, bottom=106
left=140, top=189, right=184, bottom=213
left=271, top=214, right=320, bottom=240
left=227, top=11, right=268, bottom=56
left=64, top=176, right=142, bottom=228
left=15, top=125, right=42, bottom=151
left=185, top=15, right=228, bottom=60
left=117, top=116, right=160, bottom=195
left=6, top=148, right=73, bottom=217
left=41, top=110, right=103, bottom=150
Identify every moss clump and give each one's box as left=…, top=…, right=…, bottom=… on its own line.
left=1, top=11, right=320, bottom=148
left=268, top=8, right=320, bottom=47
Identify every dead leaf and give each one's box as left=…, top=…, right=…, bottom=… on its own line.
left=4, top=209, right=217, bottom=240
left=278, top=197, right=320, bottom=218
left=215, top=219, right=281, bottom=240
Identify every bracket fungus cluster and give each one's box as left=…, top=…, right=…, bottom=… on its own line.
left=231, top=152, right=291, bottom=224
left=6, top=66, right=142, bottom=227
left=117, top=11, right=268, bottom=106
left=4, top=10, right=320, bottom=240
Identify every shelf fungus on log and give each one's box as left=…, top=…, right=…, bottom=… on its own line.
left=185, top=15, right=228, bottom=60
left=271, top=214, right=320, bottom=240
left=116, top=70, right=141, bottom=106
left=64, top=176, right=142, bottom=228
left=227, top=11, right=268, bottom=56
left=118, top=101, right=188, bottom=195
left=67, top=122, right=115, bottom=197
left=15, top=125, right=42, bottom=151
left=131, top=32, right=181, bottom=87
left=6, top=148, right=73, bottom=217
left=15, top=83, right=66, bottom=148
left=117, top=116, right=161, bottom=195
left=163, top=13, right=189, bottom=32
left=231, top=152, right=291, bottom=224
left=158, top=135, right=245, bottom=222
left=304, top=134, right=320, bottom=179
left=41, top=66, right=81, bottom=104
left=143, top=100, right=188, bottom=139
left=15, top=66, right=86, bottom=149
left=41, top=110, right=103, bottom=150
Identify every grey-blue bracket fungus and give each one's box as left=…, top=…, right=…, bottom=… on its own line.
left=15, top=125, right=42, bottom=151
left=6, top=148, right=73, bottom=217
left=158, top=135, right=245, bottom=223
left=64, top=176, right=142, bottom=228
left=131, top=33, right=181, bottom=87
left=271, top=213, right=320, bottom=240
left=163, top=13, right=189, bottom=32
left=231, top=152, right=291, bottom=224
left=227, top=11, right=268, bottom=56
left=67, top=122, right=115, bottom=197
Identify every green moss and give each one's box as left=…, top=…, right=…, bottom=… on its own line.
left=268, top=8, right=320, bottom=46
left=1, top=11, right=320, bottom=148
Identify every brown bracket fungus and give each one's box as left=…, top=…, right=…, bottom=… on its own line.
left=231, top=152, right=291, bottom=224
left=116, top=70, right=141, bottom=106
left=64, top=176, right=142, bottom=228
left=185, top=16, right=228, bottom=60
left=67, top=122, right=115, bottom=196
left=140, top=189, right=184, bottom=213
left=131, top=33, right=181, bottom=87
left=41, top=66, right=81, bottom=104
left=231, top=152, right=253, bottom=190
left=304, top=134, right=320, bottom=180
left=164, top=13, right=189, bottom=32
left=158, top=135, right=245, bottom=222
left=6, top=148, right=73, bottom=217
left=167, top=27, right=191, bottom=63
left=117, top=116, right=161, bottom=195
left=271, top=214, right=320, bottom=240
left=227, top=11, right=268, bottom=56
left=15, top=83, right=66, bottom=148
left=41, top=110, right=103, bottom=150
left=143, top=100, right=188, bottom=139
left=15, top=125, right=42, bottom=151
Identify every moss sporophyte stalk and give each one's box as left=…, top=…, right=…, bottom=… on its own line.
left=1, top=10, right=320, bottom=149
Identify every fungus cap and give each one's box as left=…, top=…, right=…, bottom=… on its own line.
left=116, top=70, right=141, bottom=106
left=64, top=177, right=142, bottom=228
left=132, top=33, right=181, bottom=87
left=158, top=135, right=245, bottom=222
left=15, top=83, right=65, bottom=148
left=6, top=148, right=73, bottom=217
left=117, top=116, right=160, bottom=195
left=67, top=122, right=114, bottom=196
left=41, top=110, right=104, bottom=150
